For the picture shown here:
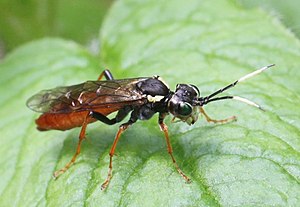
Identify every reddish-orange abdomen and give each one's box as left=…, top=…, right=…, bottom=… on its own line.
left=36, top=107, right=122, bottom=131
left=36, top=111, right=94, bottom=131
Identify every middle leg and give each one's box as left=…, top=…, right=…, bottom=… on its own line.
left=100, top=108, right=137, bottom=190
left=100, top=120, right=134, bottom=190
left=91, top=106, right=132, bottom=125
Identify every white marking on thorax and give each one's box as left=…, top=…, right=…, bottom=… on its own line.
left=147, top=95, right=165, bottom=103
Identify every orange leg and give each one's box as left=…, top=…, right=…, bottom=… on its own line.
left=200, top=107, right=237, bottom=124
left=53, top=114, right=91, bottom=178
left=159, top=113, right=191, bottom=183
left=101, top=124, right=130, bottom=190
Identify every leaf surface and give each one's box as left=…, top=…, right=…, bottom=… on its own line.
left=1, top=0, right=300, bottom=206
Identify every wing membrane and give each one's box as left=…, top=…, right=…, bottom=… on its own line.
left=27, top=78, right=148, bottom=113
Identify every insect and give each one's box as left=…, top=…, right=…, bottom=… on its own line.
left=26, top=64, right=274, bottom=190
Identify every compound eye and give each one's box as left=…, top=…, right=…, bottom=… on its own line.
left=178, top=102, right=192, bottom=116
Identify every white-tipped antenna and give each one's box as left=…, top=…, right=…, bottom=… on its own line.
left=238, top=64, right=275, bottom=83
left=198, top=64, right=275, bottom=109
left=204, top=64, right=275, bottom=100
left=202, top=95, right=264, bottom=110
left=232, top=96, right=264, bottom=111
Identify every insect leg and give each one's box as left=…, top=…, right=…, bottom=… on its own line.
left=101, top=109, right=138, bottom=190
left=92, top=112, right=117, bottom=125
left=53, top=112, right=92, bottom=178
left=97, top=69, right=114, bottom=81
left=101, top=119, right=136, bottom=190
left=91, top=106, right=132, bottom=125
left=158, top=113, right=191, bottom=183
left=200, top=107, right=236, bottom=124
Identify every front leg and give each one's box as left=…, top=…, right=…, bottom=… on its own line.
left=158, top=113, right=191, bottom=183
left=200, top=107, right=236, bottom=124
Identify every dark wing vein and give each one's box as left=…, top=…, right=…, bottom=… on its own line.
left=26, top=78, right=148, bottom=113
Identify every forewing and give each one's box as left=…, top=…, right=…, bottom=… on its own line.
left=26, top=78, right=147, bottom=113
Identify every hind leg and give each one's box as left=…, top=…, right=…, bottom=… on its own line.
left=97, top=69, right=114, bottom=81
left=53, top=113, right=92, bottom=178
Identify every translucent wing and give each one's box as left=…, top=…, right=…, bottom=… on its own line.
left=26, top=78, right=148, bottom=113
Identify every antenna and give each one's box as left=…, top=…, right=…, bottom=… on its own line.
left=205, top=64, right=274, bottom=100
left=197, top=64, right=275, bottom=109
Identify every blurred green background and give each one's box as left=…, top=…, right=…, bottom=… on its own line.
left=0, top=0, right=113, bottom=58
left=1, top=0, right=300, bottom=59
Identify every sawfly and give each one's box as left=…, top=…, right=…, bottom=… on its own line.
left=27, top=64, right=274, bottom=190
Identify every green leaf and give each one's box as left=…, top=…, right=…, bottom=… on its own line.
left=0, top=0, right=112, bottom=52
left=238, top=0, right=300, bottom=40
left=1, top=0, right=300, bottom=206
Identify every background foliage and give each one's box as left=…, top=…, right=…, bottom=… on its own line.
left=0, top=0, right=300, bottom=206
